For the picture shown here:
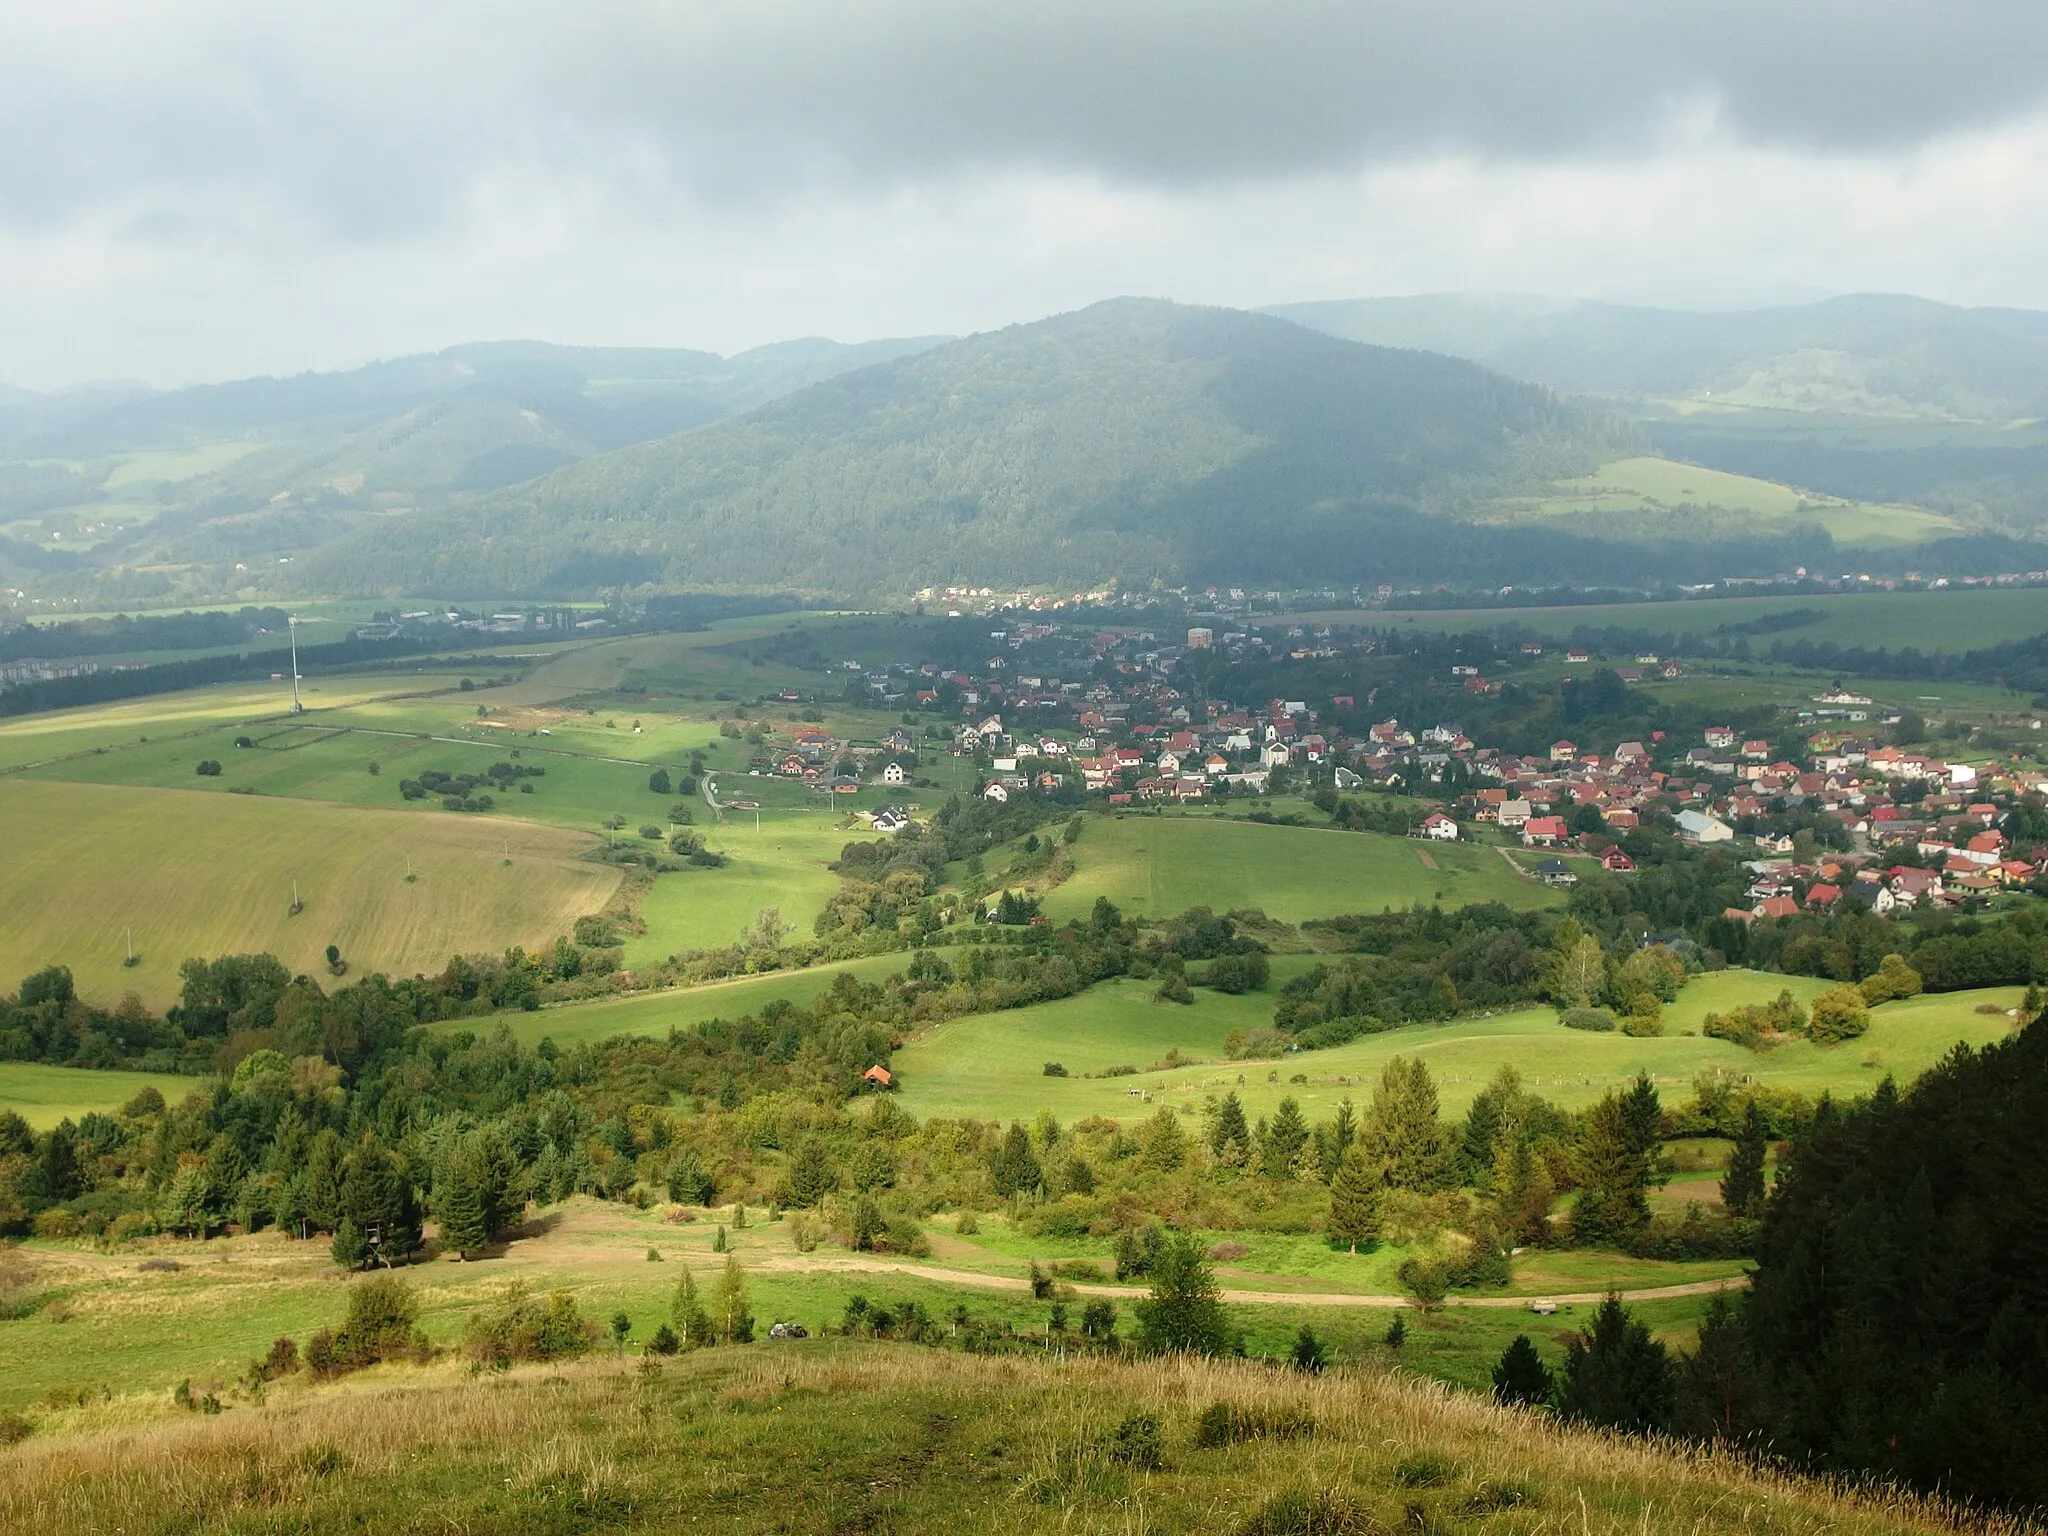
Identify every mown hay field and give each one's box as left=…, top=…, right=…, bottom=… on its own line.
left=0, top=779, right=620, bottom=1008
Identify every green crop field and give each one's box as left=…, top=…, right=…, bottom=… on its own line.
left=1042, top=816, right=1554, bottom=926
left=0, top=1063, right=197, bottom=1130
left=895, top=967, right=2023, bottom=1127
left=1497, top=454, right=1958, bottom=546
left=1299, top=586, right=2048, bottom=652
left=0, top=779, right=620, bottom=1006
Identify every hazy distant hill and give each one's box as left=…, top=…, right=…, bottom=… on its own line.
left=302, top=298, right=1631, bottom=595
left=1268, top=293, right=2048, bottom=421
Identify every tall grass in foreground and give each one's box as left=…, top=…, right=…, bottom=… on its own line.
left=0, top=1345, right=2028, bottom=1535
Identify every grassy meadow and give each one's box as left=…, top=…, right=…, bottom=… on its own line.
left=0, top=1064, right=194, bottom=1130
left=0, top=779, right=619, bottom=1007
left=0, top=1281, right=1988, bottom=1536
left=894, top=967, right=2024, bottom=1127
left=1043, top=815, right=1552, bottom=927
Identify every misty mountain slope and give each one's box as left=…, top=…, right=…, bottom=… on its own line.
left=1269, top=293, right=2048, bottom=421
left=301, top=298, right=1627, bottom=595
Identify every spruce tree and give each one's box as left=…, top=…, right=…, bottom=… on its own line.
left=1619, top=1073, right=1669, bottom=1189
left=1574, top=1093, right=1650, bottom=1241
left=1262, top=1096, right=1309, bottom=1179
left=331, top=1215, right=367, bottom=1270
left=1364, top=1056, right=1449, bottom=1191
left=989, top=1122, right=1042, bottom=1196
left=1210, top=1092, right=1251, bottom=1165
left=1556, top=1295, right=1674, bottom=1433
left=1720, top=1102, right=1768, bottom=1218
left=1492, top=1334, right=1554, bottom=1408
left=466, top=1129, right=522, bottom=1238
left=1671, top=1292, right=1757, bottom=1441
left=1327, top=1146, right=1384, bottom=1253
left=1133, top=1233, right=1233, bottom=1356
left=786, top=1138, right=836, bottom=1207
left=436, top=1158, right=489, bottom=1258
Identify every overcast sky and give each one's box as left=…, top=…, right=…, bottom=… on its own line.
left=6, top=1, right=2048, bottom=388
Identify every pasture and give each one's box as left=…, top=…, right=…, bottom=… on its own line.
left=0, top=1063, right=195, bottom=1130
left=1041, top=815, right=1552, bottom=927
left=894, top=968, right=2024, bottom=1127
left=0, top=779, right=619, bottom=1006
left=1303, top=585, right=2048, bottom=652
left=1501, top=454, right=1957, bottom=546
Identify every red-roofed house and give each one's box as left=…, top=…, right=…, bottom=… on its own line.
left=1523, top=816, right=1567, bottom=847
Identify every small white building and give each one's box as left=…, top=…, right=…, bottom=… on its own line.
left=880, top=762, right=908, bottom=785
left=1419, top=812, right=1459, bottom=841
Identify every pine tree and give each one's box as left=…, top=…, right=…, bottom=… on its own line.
left=1291, top=1325, right=1328, bottom=1373
left=1490, top=1114, right=1555, bottom=1246
left=1720, top=1102, right=1768, bottom=1218
left=1671, top=1292, right=1757, bottom=1441
left=671, top=1269, right=713, bottom=1347
left=1556, top=1295, right=1674, bottom=1434
left=989, top=1121, right=1042, bottom=1196
left=1327, top=1146, right=1384, bottom=1253
left=331, top=1215, right=367, bottom=1270
left=436, top=1158, right=489, bottom=1258
left=466, top=1129, right=522, bottom=1238
left=1492, top=1334, right=1554, bottom=1408
left=1619, top=1073, right=1669, bottom=1189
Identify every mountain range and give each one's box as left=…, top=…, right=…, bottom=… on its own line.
left=4, top=292, right=2047, bottom=604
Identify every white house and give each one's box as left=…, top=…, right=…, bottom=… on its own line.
left=981, top=783, right=1009, bottom=803
left=1419, top=812, right=1459, bottom=841
left=1674, top=809, right=1734, bottom=844
left=1496, top=799, right=1533, bottom=829
left=880, top=762, right=908, bottom=785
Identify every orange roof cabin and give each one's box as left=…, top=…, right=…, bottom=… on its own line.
left=861, top=1065, right=894, bottom=1090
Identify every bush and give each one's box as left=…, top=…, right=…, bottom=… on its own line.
left=573, top=915, right=621, bottom=948
left=194, top=760, right=222, bottom=777
left=1859, top=953, right=1923, bottom=1006
left=305, top=1276, right=426, bottom=1377
left=1102, top=1412, right=1164, bottom=1470
left=1560, top=1007, right=1616, bottom=1033
left=1232, top=1491, right=1372, bottom=1535
left=1194, top=1401, right=1316, bottom=1448
left=1807, top=984, right=1871, bottom=1045
left=465, top=1282, right=596, bottom=1368
left=1703, top=989, right=1806, bottom=1051
left=1042, top=1061, right=1068, bottom=1077
left=638, top=824, right=664, bottom=841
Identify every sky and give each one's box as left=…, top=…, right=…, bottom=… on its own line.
left=5, top=1, right=2048, bottom=389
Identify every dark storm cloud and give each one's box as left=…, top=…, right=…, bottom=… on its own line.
left=2, top=1, right=2045, bottom=235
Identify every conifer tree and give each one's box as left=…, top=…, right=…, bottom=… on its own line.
left=1574, top=1093, right=1650, bottom=1241
left=331, top=1215, right=367, bottom=1270
left=1133, top=1233, right=1233, bottom=1356
left=1261, top=1096, right=1309, bottom=1179
left=785, top=1137, right=836, bottom=1207
left=1209, top=1092, right=1251, bottom=1165
left=1327, top=1146, right=1384, bottom=1253
left=1720, top=1102, right=1768, bottom=1218
left=1363, top=1056, right=1449, bottom=1191
left=436, top=1157, right=489, bottom=1258
left=989, top=1121, right=1042, bottom=1196
left=1671, top=1293, right=1757, bottom=1441
left=1492, top=1334, right=1554, bottom=1408
left=1556, top=1295, right=1673, bottom=1433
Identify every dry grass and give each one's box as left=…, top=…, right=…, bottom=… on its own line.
left=0, top=1344, right=2022, bottom=1535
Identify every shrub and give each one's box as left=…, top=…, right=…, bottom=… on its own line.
left=194, top=760, right=222, bottom=777
left=1101, top=1412, right=1164, bottom=1470
left=1858, top=953, right=1923, bottom=1006
left=305, top=1275, right=426, bottom=1377
left=0, top=1412, right=31, bottom=1446
left=645, top=1323, right=680, bottom=1355
left=1807, top=984, right=1871, bottom=1045
left=1703, top=989, right=1807, bottom=1051
left=1195, top=1401, right=1316, bottom=1448
left=1560, top=1007, right=1616, bottom=1032
left=1232, top=1491, right=1372, bottom=1535
left=465, top=1282, right=596, bottom=1368
left=1042, top=1061, right=1068, bottom=1077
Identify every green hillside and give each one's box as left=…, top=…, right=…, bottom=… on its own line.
left=302, top=298, right=1627, bottom=595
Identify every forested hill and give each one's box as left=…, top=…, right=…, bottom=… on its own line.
left=303, top=299, right=1630, bottom=595
left=1267, top=292, right=2048, bottom=421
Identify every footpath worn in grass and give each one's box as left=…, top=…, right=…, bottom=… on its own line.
left=0, top=779, right=619, bottom=1006
left=896, top=969, right=2024, bottom=1125
left=0, top=1341, right=2001, bottom=1536
left=1043, top=816, right=1553, bottom=926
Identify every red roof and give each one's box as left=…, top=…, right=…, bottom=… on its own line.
left=862, top=1065, right=893, bottom=1087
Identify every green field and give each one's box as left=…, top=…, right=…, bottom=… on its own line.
left=1295, top=586, right=2048, bottom=652
left=896, top=968, right=2023, bottom=1126
left=428, top=953, right=916, bottom=1049
left=0, top=1063, right=196, bottom=1130
left=1043, top=816, right=1552, bottom=926
left=0, top=779, right=619, bottom=1006
left=1499, top=454, right=1957, bottom=545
